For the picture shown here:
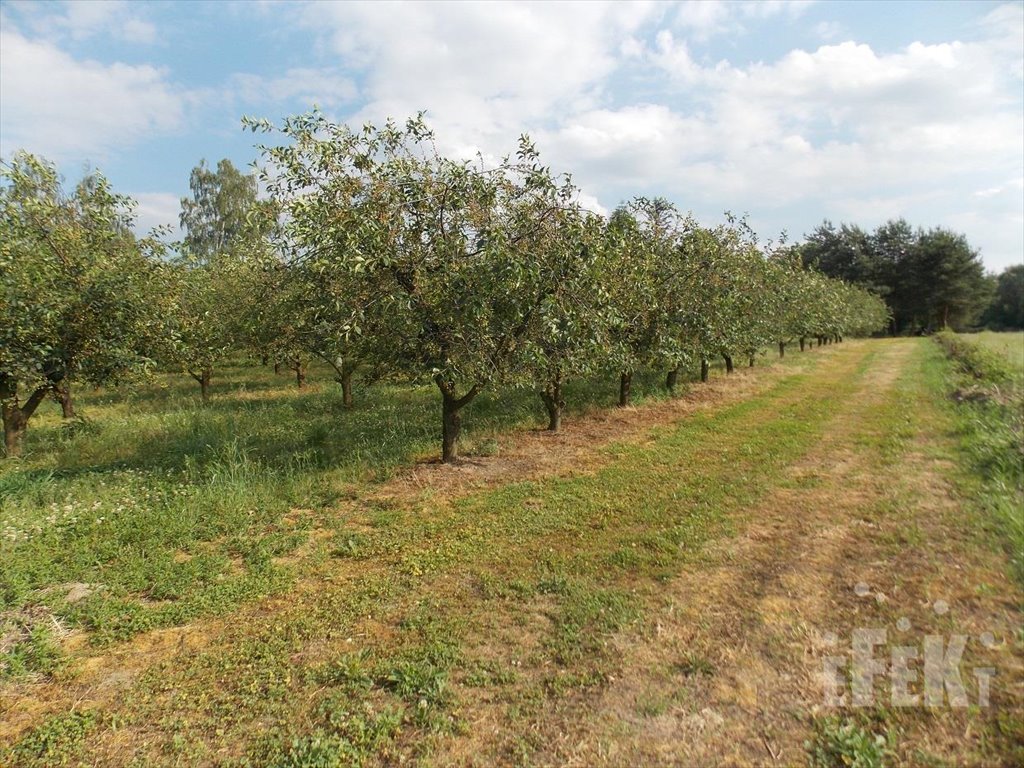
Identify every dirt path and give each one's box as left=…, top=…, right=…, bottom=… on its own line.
left=1, top=348, right=810, bottom=747
left=543, top=342, right=923, bottom=765
left=3, top=340, right=1021, bottom=767
left=437, top=339, right=1023, bottom=767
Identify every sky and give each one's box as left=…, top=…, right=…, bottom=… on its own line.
left=1, top=0, right=1022, bottom=272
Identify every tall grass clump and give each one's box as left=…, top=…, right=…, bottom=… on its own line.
left=935, top=331, right=1024, bottom=583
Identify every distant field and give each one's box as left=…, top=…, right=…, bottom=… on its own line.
left=967, top=330, right=1024, bottom=375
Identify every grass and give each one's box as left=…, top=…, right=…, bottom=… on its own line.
left=7, top=710, right=98, bottom=768
left=936, top=331, right=1024, bottom=583
left=2, top=344, right=846, bottom=764
left=967, top=330, right=1024, bottom=375
left=0, top=358, right=690, bottom=673
left=2, top=340, right=1021, bottom=766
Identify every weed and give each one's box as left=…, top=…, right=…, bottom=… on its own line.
left=807, top=716, right=890, bottom=768
left=316, top=695, right=402, bottom=755
left=272, top=732, right=352, bottom=768
left=543, top=667, right=608, bottom=696
left=547, top=585, right=637, bottom=665
left=674, top=653, right=715, bottom=678
left=636, top=692, right=671, bottom=717
left=330, top=533, right=369, bottom=559
left=380, top=657, right=449, bottom=708
left=311, top=651, right=373, bottom=691
left=0, top=615, right=65, bottom=679
left=463, top=659, right=518, bottom=687
left=6, top=710, right=97, bottom=767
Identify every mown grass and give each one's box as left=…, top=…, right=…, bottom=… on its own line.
left=0, top=357, right=720, bottom=675
left=5, top=340, right=1022, bottom=767
left=2, top=343, right=856, bottom=766
left=801, top=338, right=1024, bottom=767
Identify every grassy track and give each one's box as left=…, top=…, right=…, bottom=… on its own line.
left=2, top=340, right=1021, bottom=767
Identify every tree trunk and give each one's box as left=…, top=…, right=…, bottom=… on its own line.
left=618, top=371, right=632, bottom=407
left=723, top=355, right=734, bottom=374
left=665, top=367, right=679, bottom=394
left=327, top=357, right=357, bottom=408
left=53, top=380, right=75, bottom=419
left=2, top=397, right=27, bottom=458
left=340, top=369, right=353, bottom=408
left=274, top=361, right=281, bottom=375
left=293, top=360, right=306, bottom=389
left=799, top=337, right=806, bottom=352
left=838, top=334, right=843, bottom=343
left=191, top=369, right=212, bottom=403
left=700, top=359, right=709, bottom=382
left=778, top=341, right=785, bottom=358
left=260, top=354, right=269, bottom=366
left=189, top=370, right=210, bottom=405
left=1, top=377, right=48, bottom=458
left=436, top=378, right=482, bottom=464
left=539, top=371, right=564, bottom=431
left=748, top=354, right=755, bottom=368
left=441, top=395, right=460, bottom=463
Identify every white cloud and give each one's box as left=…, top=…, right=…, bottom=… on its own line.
left=133, top=192, right=181, bottom=239
left=228, top=68, right=357, bottom=110
left=740, top=1, right=815, bottom=20
left=0, top=25, right=188, bottom=161
left=297, top=1, right=660, bottom=156
left=670, top=0, right=814, bottom=40
left=121, top=18, right=158, bottom=45
left=271, top=0, right=1021, bottom=269
left=542, top=18, right=1020, bottom=266
left=975, top=179, right=1024, bottom=199
left=814, top=21, right=844, bottom=41
left=16, top=0, right=159, bottom=44
left=576, top=191, right=609, bottom=218
left=651, top=30, right=705, bottom=83
left=671, top=1, right=732, bottom=38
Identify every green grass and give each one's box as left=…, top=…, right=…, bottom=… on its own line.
left=1, top=343, right=857, bottom=764
left=1, top=358, right=701, bottom=674
left=968, top=330, right=1024, bottom=376
left=7, top=710, right=98, bottom=768
left=935, top=332, right=1024, bottom=583
left=3, top=340, right=1021, bottom=766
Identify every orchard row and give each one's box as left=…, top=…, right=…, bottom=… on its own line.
left=1, top=113, right=888, bottom=460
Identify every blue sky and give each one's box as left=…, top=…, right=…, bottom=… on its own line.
left=2, top=0, right=1022, bottom=271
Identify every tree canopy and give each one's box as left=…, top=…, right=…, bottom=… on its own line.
left=0, top=152, right=166, bottom=455
left=799, top=219, right=990, bottom=332
left=981, top=265, right=1024, bottom=331
left=3, top=122, right=892, bottom=461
